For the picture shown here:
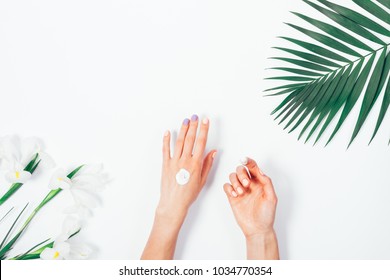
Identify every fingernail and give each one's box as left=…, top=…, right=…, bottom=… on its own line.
left=232, top=191, right=238, bottom=197
left=212, top=151, right=217, bottom=159
left=237, top=187, right=243, bottom=195
left=183, top=118, right=190, bottom=125
left=240, top=157, right=248, bottom=165
left=164, top=130, right=169, bottom=137
left=191, top=114, right=198, bottom=122
left=242, top=178, right=249, bottom=187
left=202, top=118, right=209, bottom=125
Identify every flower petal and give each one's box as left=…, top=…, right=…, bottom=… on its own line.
left=68, top=244, right=92, bottom=260
left=49, top=169, right=72, bottom=189
left=56, top=242, right=71, bottom=257
left=5, top=170, right=31, bottom=184
left=40, top=248, right=63, bottom=260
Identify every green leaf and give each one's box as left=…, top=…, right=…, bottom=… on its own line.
left=271, top=88, right=302, bottom=115
left=0, top=183, right=23, bottom=207
left=23, top=154, right=38, bottom=172
left=349, top=48, right=387, bottom=146
left=266, top=76, right=315, bottom=81
left=303, top=65, right=353, bottom=142
left=272, top=83, right=316, bottom=118
left=277, top=78, right=326, bottom=124
left=284, top=72, right=337, bottom=130
left=263, top=82, right=307, bottom=92
left=280, top=36, right=351, bottom=63
left=292, top=11, right=373, bottom=51
left=326, top=54, right=376, bottom=145
left=317, top=0, right=390, bottom=36
left=266, top=0, right=390, bottom=146
left=370, top=50, right=390, bottom=143
left=314, top=60, right=364, bottom=144
left=292, top=68, right=345, bottom=136
left=67, top=165, right=84, bottom=179
left=264, top=87, right=298, bottom=97
left=377, top=0, right=390, bottom=9
left=270, top=67, right=322, bottom=76
left=273, top=47, right=341, bottom=67
left=0, top=204, right=28, bottom=259
left=270, top=57, right=333, bottom=71
left=303, top=0, right=385, bottom=45
left=353, top=0, right=390, bottom=25
left=0, top=207, right=14, bottom=224
left=12, top=238, right=51, bottom=260
left=286, top=23, right=362, bottom=57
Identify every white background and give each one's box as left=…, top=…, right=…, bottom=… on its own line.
left=0, top=0, right=389, bottom=260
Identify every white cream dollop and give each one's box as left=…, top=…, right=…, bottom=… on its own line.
left=175, top=168, right=190, bottom=186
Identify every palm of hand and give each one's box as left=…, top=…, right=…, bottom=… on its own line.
left=229, top=181, right=276, bottom=237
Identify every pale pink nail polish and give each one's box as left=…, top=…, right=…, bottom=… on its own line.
left=242, top=179, right=249, bottom=187
left=232, top=191, right=238, bottom=197
left=212, top=151, right=217, bottom=159
left=202, top=118, right=209, bottom=125
left=237, top=187, right=243, bottom=195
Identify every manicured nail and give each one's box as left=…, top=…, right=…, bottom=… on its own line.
left=183, top=118, right=190, bottom=125
left=191, top=114, right=198, bottom=122
left=232, top=191, right=238, bottom=197
left=212, top=151, right=217, bottom=159
left=242, top=179, right=249, bottom=187
left=202, top=118, right=209, bottom=125
left=240, top=157, right=248, bottom=165
left=237, top=187, right=244, bottom=195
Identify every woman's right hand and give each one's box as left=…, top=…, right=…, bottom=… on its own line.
left=223, top=157, right=279, bottom=259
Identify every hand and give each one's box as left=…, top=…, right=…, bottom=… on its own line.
left=223, top=157, right=279, bottom=259
left=142, top=115, right=216, bottom=259
left=157, top=115, right=217, bottom=224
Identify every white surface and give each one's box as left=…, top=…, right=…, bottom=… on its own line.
left=0, top=0, right=389, bottom=259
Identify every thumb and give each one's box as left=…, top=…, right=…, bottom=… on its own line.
left=200, top=150, right=217, bottom=187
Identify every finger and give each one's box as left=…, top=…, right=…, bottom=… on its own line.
left=162, top=130, right=171, bottom=162
left=223, top=183, right=238, bottom=198
left=240, top=157, right=264, bottom=179
left=259, top=175, right=277, bottom=201
left=200, top=150, right=217, bottom=186
left=193, top=117, right=210, bottom=158
left=173, top=118, right=190, bottom=158
left=229, top=172, right=245, bottom=196
left=182, top=114, right=199, bottom=157
left=236, top=165, right=250, bottom=188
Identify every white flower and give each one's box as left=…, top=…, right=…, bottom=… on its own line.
left=40, top=216, right=92, bottom=260
left=55, top=216, right=81, bottom=243
left=5, top=161, right=32, bottom=184
left=49, top=169, right=73, bottom=190
left=49, top=164, right=108, bottom=217
left=0, top=135, right=55, bottom=183
left=40, top=241, right=92, bottom=260
left=40, top=241, right=70, bottom=260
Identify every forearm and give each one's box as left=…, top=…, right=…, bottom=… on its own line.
left=141, top=210, right=185, bottom=260
left=245, top=230, right=279, bottom=260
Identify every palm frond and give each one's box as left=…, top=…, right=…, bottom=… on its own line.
left=266, top=0, right=390, bottom=146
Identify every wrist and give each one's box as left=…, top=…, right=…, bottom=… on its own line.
left=245, top=229, right=279, bottom=260
left=245, top=229, right=276, bottom=244
left=155, top=205, right=187, bottom=230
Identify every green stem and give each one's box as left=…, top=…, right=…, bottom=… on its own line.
left=9, top=242, right=54, bottom=260
left=0, top=154, right=40, bottom=207
left=0, top=165, right=84, bottom=259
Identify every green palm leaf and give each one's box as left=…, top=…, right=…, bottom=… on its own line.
left=266, top=0, right=390, bottom=146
